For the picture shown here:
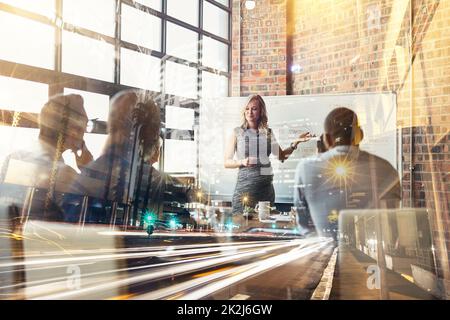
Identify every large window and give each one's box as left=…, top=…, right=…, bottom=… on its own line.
left=202, top=36, right=229, bottom=72
left=121, top=4, right=162, bottom=51
left=203, top=1, right=229, bottom=39
left=0, top=0, right=230, bottom=175
left=63, top=0, right=116, bottom=37
left=0, top=11, right=54, bottom=69
left=166, top=22, right=198, bottom=63
left=0, top=76, right=49, bottom=113
left=165, top=105, right=195, bottom=130
left=120, top=48, right=161, bottom=91
left=0, top=0, right=55, bottom=18
left=165, top=61, right=198, bottom=99
left=202, top=71, right=229, bottom=98
left=63, top=88, right=110, bottom=121
left=167, top=0, right=199, bottom=27
left=164, top=105, right=196, bottom=174
left=62, top=31, right=116, bottom=82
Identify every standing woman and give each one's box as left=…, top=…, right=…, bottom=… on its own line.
left=224, top=94, right=312, bottom=214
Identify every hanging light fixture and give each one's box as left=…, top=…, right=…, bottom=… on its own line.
left=241, top=0, right=266, bottom=21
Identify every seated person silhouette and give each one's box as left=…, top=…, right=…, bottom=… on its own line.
left=65, top=90, right=160, bottom=224
left=293, top=107, right=400, bottom=237
left=0, top=94, right=91, bottom=222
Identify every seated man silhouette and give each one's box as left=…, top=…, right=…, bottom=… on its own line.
left=0, top=94, right=92, bottom=222
left=293, top=107, right=400, bottom=237
left=65, top=90, right=160, bottom=224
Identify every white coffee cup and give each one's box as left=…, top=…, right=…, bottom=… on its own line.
left=255, top=201, right=271, bottom=220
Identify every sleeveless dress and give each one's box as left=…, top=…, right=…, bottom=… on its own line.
left=231, top=127, right=279, bottom=214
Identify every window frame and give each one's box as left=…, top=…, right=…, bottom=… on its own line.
left=0, top=0, right=231, bottom=176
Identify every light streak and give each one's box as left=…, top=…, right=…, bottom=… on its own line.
left=0, top=251, right=240, bottom=292
left=31, top=240, right=310, bottom=299
left=133, top=239, right=332, bottom=300
left=192, top=266, right=235, bottom=278
left=0, top=241, right=291, bottom=268
left=0, top=239, right=281, bottom=261
left=0, top=241, right=301, bottom=294
left=178, top=240, right=332, bottom=300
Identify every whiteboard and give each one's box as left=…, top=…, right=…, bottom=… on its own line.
left=199, top=93, right=397, bottom=203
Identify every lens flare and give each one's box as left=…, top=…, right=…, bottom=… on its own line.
left=322, top=157, right=357, bottom=196
left=335, top=165, right=347, bottom=177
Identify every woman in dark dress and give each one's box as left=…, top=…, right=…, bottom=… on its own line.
left=224, top=94, right=312, bottom=214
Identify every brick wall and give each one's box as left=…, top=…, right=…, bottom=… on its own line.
left=232, top=0, right=449, bottom=297
left=232, top=0, right=287, bottom=96
left=289, top=0, right=449, bottom=297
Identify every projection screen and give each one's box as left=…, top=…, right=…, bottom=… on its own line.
left=199, top=93, right=397, bottom=203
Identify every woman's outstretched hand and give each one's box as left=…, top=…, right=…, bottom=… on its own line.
left=297, top=132, right=314, bottom=143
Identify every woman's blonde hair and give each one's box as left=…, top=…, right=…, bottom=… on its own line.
left=240, top=94, right=268, bottom=130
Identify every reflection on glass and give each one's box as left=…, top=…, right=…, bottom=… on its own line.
left=0, top=76, right=48, bottom=113
left=121, top=4, right=162, bottom=51
left=201, top=71, right=228, bottom=98
left=64, top=88, right=110, bottom=121
left=164, top=61, right=198, bottom=99
left=166, top=105, right=195, bottom=130
left=120, top=48, right=161, bottom=91
left=203, top=1, right=228, bottom=39
left=164, top=139, right=196, bottom=173
left=0, top=11, right=54, bottom=69
left=63, top=0, right=115, bottom=37
left=0, top=0, right=55, bottom=18
left=62, top=31, right=115, bottom=82
left=338, top=209, right=438, bottom=299
left=167, top=0, right=198, bottom=27
left=166, top=22, right=198, bottom=63
left=136, top=0, right=161, bottom=11
left=202, top=36, right=228, bottom=72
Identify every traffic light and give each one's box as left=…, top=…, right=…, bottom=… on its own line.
left=144, top=211, right=156, bottom=224
left=144, top=211, right=157, bottom=236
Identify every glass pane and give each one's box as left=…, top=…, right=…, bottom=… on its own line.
left=164, top=61, right=198, bottom=99
left=201, top=71, right=228, bottom=98
left=165, top=105, right=194, bottom=130
left=164, top=139, right=196, bottom=173
left=0, top=11, right=54, bottom=69
left=0, top=76, right=48, bottom=113
left=202, top=36, right=228, bottom=72
left=167, top=0, right=198, bottom=27
left=121, top=4, right=161, bottom=51
left=203, top=1, right=228, bottom=39
left=64, top=88, right=110, bottom=121
left=63, top=0, right=116, bottom=37
left=166, top=22, right=198, bottom=62
left=120, top=48, right=161, bottom=92
left=62, top=31, right=115, bottom=82
left=136, top=0, right=161, bottom=11
left=0, top=0, right=55, bottom=18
